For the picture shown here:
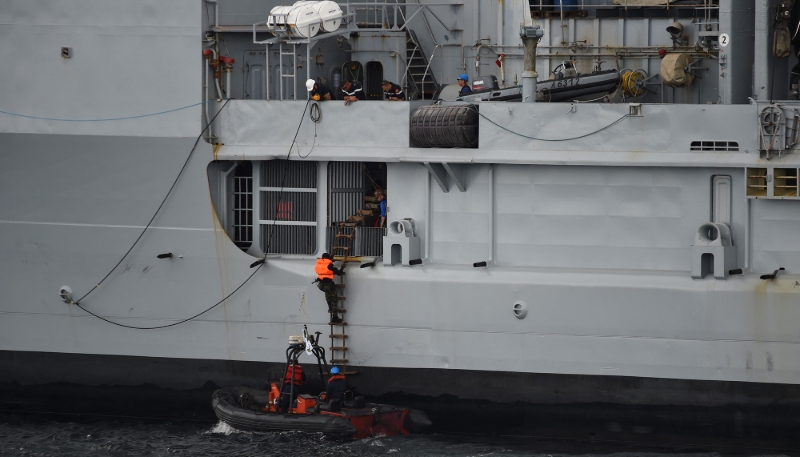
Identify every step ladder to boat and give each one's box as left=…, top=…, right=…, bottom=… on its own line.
left=329, top=221, right=356, bottom=375
left=327, top=195, right=381, bottom=375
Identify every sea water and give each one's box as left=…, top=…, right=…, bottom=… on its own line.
left=0, top=412, right=795, bottom=457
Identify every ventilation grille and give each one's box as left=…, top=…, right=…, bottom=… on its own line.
left=261, top=160, right=316, bottom=188
left=259, top=159, right=317, bottom=254
left=262, top=225, right=316, bottom=254
left=691, top=141, right=739, bottom=152
left=232, top=176, right=253, bottom=249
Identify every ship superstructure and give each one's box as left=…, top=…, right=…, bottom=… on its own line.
left=3, top=0, right=800, bottom=431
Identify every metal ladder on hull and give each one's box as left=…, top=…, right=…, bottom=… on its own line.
left=326, top=195, right=381, bottom=375
left=329, top=222, right=355, bottom=374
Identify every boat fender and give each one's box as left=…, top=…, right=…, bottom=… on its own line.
left=403, top=409, right=433, bottom=433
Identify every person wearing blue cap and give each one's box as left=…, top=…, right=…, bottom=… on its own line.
left=457, top=73, right=472, bottom=96
left=324, top=366, right=347, bottom=403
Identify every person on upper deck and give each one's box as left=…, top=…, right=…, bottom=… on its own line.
left=341, top=80, right=365, bottom=105
left=315, top=253, right=345, bottom=323
left=381, top=80, right=405, bottom=100
left=306, top=79, right=332, bottom=101
left=457, top=73, right=472, bottom=97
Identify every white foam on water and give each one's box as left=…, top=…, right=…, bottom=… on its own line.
left=204, top=421, right=245, bottom=435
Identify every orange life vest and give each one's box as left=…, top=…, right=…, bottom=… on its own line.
left=284, top=364, right=304, bottom=385
left=327, top=374, right=346, bottom=383
left=315, top=258, right=334, bottom=280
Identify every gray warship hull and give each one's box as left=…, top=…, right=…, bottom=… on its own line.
left=3, top=0, right=800, bottom=434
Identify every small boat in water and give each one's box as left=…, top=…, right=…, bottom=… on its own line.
left=212, top=385, right=432, bottom=438
left=212, top=330, right=432, bottom=439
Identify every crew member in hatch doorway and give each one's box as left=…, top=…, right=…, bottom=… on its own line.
left=306, top=79, right=332, bottom=101
left=457, top=73, right=472, bottom=97
left=280, top=361, right=307, bottom=413
left=341, top=80, right=365, bottom=105
left=381, top=80, right=405, bottom=100
left=315, top=253, right=345, bottom=323
left=375, top=190, right=387, bottom=228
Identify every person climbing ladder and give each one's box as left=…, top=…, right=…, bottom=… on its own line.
left=315, top=253, right=345, bottom=323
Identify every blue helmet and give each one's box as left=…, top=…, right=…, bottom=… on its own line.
left=458, top=73, right=469, bottom=82
left=330, top=366, right=340, bottom=374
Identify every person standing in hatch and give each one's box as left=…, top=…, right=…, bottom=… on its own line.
left=375, top=190, right=387, bottom=228
left=306, top=79, right=332, bottom=101
left=315, top=253, right=345, bottom=323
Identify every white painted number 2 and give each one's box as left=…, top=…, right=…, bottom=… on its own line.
left=719, top=33, right=730, bottom=47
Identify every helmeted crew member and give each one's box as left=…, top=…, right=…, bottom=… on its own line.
left=306, top=79, right=332, bottom=101
left=381, top=80, right=405, bottom=100
left=324, top=366, right=347, bottom=402
left=457, top=73, right=472, bottom=97
left=315, top=253, right=345, bottom=323
left=280, top=362, right=307, bottom=413
left=341, top=80, right=365, bottom=105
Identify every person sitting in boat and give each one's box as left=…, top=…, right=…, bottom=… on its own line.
left=315, top=253, right=345, bottom=323
left=341, top=80, right=365, bottom=105
left=381, top=80, right=405, bottom=100
left=306, top=79, right=332, bottom=101
left=279, top=362, right=307, bottom=413
left=457, top=73, right=472, bottom=96
left=323, top=366, right=347, bottom=403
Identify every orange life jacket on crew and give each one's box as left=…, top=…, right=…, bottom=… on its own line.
left=284, top=364, right=304, bottom=386
left=327, top=374, right=346, bottom=384
left=315, top=258, right=334, bottom=281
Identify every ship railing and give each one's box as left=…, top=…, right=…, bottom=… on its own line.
left=340, top=2, right=461, bottom=32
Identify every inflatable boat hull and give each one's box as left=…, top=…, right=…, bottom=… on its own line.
left=459, top=69, right=621, bottom=103
left=213, top=389, right=357, bottom=434
left=212, top=386, right=432, bottom=439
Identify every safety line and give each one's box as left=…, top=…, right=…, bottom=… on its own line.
left=478, top=112, right=630, bottom=142
left=0, top=100, right=211, bottom=122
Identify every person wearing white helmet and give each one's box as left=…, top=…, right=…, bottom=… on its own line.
left=306, top=78, right=331, bottom=101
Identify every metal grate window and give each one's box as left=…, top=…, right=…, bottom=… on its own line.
left=260, top=160, right=317, bottom=254
left=690, top=141, right=739, bottom=152
left=232, top=176, right=253, bottom=249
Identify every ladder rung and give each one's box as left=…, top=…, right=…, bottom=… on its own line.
left=337, top=297, right=346, bottom=301
left=335, top=234, right=354, bottom=238
left=331, top=359, right=348, bottom=364
left=330, top=347, right=348, bottom=351
left=330, top=335, right=348, bottom=339
left=334, top=283, right=345, bottom=288
left=363, top=196, right=377, bottom=202
left=332, top=246, right=350, bottom=250
left=333, top=308, right=346, bottom=312
left=329, top=321, right=346, bottom=326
